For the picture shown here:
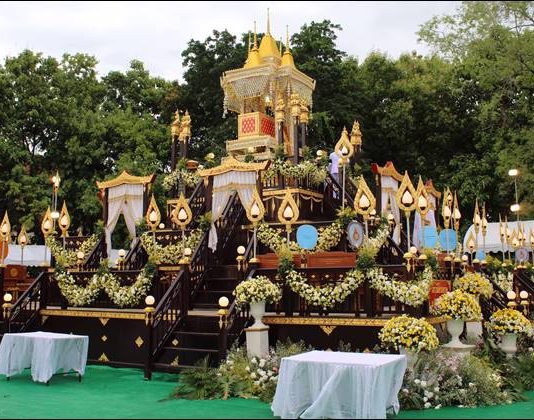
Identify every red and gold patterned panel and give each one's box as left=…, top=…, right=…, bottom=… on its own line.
left=260, top=115, right=275, bottom=137
left=241, top=116, right=257, bottom=135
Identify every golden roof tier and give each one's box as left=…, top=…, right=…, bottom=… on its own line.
left=96, top=171, right=155, bottom=190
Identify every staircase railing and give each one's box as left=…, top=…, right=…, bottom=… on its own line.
left=4, top=272, right=47, bottom=334
left=188, top=180, right=207, bottom=228
left=124, top=237, right=148, bottom=271
left=514, top=269, right=534, bottom=304
left=217, top=237, right=255, bottom=362
left=83, top=235, right=106, bottom=270
left=214, top=192, right=244, bottom=262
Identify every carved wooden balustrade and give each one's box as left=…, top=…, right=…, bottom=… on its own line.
left=259, top=264, right=428, bottom=318
left=514, top=268, right=534, bottom=308
left=83, top=235, right=106, bottom=269
left=3, top=271, right=47, bottom=333
left=124, top=237, right=148, bottom=271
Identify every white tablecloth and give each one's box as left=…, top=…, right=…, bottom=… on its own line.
left=271, top=351, right=407, bottom=419
left=0, top=332, right=89, bottom=383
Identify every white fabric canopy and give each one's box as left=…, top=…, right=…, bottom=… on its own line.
left=0, top=331, right=89, bottom=383
left=208, top=171, right=257, bottom=251
left=380, top=176, right=401, bottom=244
left=105, top=184, right=144, bottom=256
left=413, top=195, right=437, bottom=250
left=463, top=220, right=534, bottom=253
left=272, top=351, right=407, bottom=419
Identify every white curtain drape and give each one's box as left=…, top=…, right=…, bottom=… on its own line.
left=413, top=195, right=437, bottom=250
left=208, top=171, right=257, bottom=251
left=105, top=184, right=144, bottom=256
left=380, top=176, right=401, bottom=244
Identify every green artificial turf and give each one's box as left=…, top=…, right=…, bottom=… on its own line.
left=0, top=365, right=532, bottom=419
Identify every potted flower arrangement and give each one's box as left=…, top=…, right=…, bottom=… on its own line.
left=234, top=276, right=282, bottom=329
left=488, top=309, right=533, bottom=358
left=431, top=289, right=482, bottom=348
left=453, top=272, right=493, bottom=299
left=379, top=315, right=439, bottom=369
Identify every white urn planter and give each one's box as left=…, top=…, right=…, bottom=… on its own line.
left=442, top=319, right=475, bottom=351
left=399, top=346, right=418, bottom=370
left=499, top=333, right=518, bottom=358
left=249, top=301, right=267, bottom=329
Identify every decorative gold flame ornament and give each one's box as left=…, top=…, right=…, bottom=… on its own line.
left=18, top=225, right=29, bottom=265
left=396, top=172, right=417, bottom=248
left=145, top=195, right=162, bottom=232
left=246, top=188, right=265, bottom=263
left=415, top=177, right=430, bottom=217
left=442, top=188, right=452, bottom=229
left=350, top=121, right=362, bottom=149
left=473, top=199, right=481, bottom=235
left=277, top=190, right=299, bottom=239
left=334, top=127, right=354, bottom=164
left=171, top=193, right=192, bottom=230
left=466, top=231, right=476, bottom=254
left=58, top=201, right=71, bottom=238
left=354, top=176, right=376, bottom=218
left=41, top=207, right=54, bottom=238
left=0, top=211, right=11, bottom=243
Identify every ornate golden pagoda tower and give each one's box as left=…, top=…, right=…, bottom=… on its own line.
left=221, top=11, right=316, bottom=161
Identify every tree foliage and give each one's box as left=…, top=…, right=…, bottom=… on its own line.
left=1, top=4, right=533, bottom=242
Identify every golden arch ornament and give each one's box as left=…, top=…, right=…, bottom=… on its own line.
left=58, top=201, right=71, bottom=238
left=171, top=193, right=192, bottom=230
left=354, top=176, right=376, bottom=219
left=146, top=195, right=162, bottom=231
left=245, top=188, right=265, bottom=225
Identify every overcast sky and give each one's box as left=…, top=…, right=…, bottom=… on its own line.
left=0, top=1, right=459, bottom=81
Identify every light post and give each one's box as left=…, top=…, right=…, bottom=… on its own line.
left=442, top=188, right=453, bottom=261
left=17, top=226, right=28, bottom=266
left=146, top=195, right=162, bottom=242
left=50, top=172, right=61, bottom=229
left=58, top=201, right=71, bottom=249
left=481, top=203, right=488, bottom=263
left=415, top=177, right=429, bottom=249
left=452, top=192, right=462, bottom=258
left=277, top=190, right=299, bottom=244
left=508, top=169, right=520, bottom=222
left=354, top=176, right=376, bottom=238
left=41, top=207, right=54, bottom=266
left=171, top=193, right=192, bottom=247
left=396, top=172, right=416, bottom=250
left=245, top=189, right=265, bottom=264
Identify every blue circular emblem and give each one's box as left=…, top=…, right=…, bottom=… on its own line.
left=296, top=225, right=319, bottom=250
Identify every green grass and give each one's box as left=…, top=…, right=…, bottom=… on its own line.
left=0, top=365, right=532, bottom=419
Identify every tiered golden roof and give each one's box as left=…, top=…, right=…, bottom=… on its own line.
left=96, top=171, right=155, bottom=190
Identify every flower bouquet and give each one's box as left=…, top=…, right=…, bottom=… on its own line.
left=453, top=272, right=493, bottom=298
left=488, top=309, right=533, bottom=357
left=379, top=315, right=439, bottom=353
left=234, top=276, right=282, bottom=329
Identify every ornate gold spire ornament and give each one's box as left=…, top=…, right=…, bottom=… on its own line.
left=299, top=100, right=309, bottom=124
left=244, top=22, right=261, bottom=68
left=58, top=201, right=71, bottom=239
left=245, top=188, right=265, bottom=263
left=146, top=195, right=162, bottom=239
left=281, top=25, right=295, bottom=68
left=171, top=110, right=181, bottom=140
left=350, top=121, right=362, bottom=150
left=335, top=127, right=354, bottom=209
left=258, top=9, right=281, bottom=63
left=277, top=190, right=299, bottom=242
left=275, top=97, right=285, bottom=124
left=354, top=176, right=376, bottom=237
left=179, top=110, right=191, bottom=141
left=18, top=225, right=29, bottom=265
left=171, top=193, right=193, bottom=244
left=41, top=207, right=54, bottom=266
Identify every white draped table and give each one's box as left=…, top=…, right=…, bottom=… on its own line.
left=0, top=332, right=89, bottom=384
left=271, top=351, right=407, bottom=419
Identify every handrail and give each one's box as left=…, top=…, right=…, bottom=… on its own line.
left=324, top=172, right=356, bottom=210
left=83, top=234, right=106, bottom=270
left=5, top=272, right=47, bottom=333
left=188, top=180, right=207, bottom=229
left=124, top=237, right=148, bottom=270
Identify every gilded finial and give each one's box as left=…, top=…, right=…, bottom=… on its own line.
left=248, top=31, right=251, bottom=51
left=279, top=38, right=283, bottom=55
left=253, top=21, right=258, bottom=48
left=285, top=25, right=290, bottom=52
left=267, top=8, right=271, bottom=34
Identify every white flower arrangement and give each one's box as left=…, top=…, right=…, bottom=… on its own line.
left=491, top=272, right=514, bottom=293
left=379, top=315, right=439, bottom=353
left=264, top=159, right=327, bottom=186
left=162, top=168, right=201, bottom=191
left=453, top=272, right=493, bottom=298
left=234, top=276, right=282, bottom=305
left=47, top=234, right=99, bottom=268
left=55, top=266, right=154, bottom=308
left=367, top=266, right=433, bottom=307
left=140, top=230, right=203, bottom=265
left=283, top=268, right=365, bottom=310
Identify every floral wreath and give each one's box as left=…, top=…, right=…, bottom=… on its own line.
left=55, top=264, right=154, bottom=308
left=46, top=234, right=99, bottom=268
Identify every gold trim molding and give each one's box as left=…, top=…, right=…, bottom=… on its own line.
left=97, top=171, right=155, bottom=190
left=198, top=155, right=269, bottom=177
left=263, top=316, right=448, bottom=327
left=263, top=188, right=323, bottom=200
left=40, top=309, right=145, bottom=321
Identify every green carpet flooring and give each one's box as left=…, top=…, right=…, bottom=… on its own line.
left=0, top=365, right=532, bottom=419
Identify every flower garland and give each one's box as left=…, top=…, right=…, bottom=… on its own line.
left=491, top=272, right=514, bottom=293
left=367, top=266, right=434, bottom=307
left=488, top=309, right=533, bottom=336
left=47, top=234, right=99, bottom=268
left=431, top=289, right=482, bottom=321
left=140, top=230, right=203, bottom=264
left=55, top=265, right=154, bottom=308
left=379, top=315, right=439, bottom=353
left=264, top=159, right=327, bottom=186
left=283, top=268, right=365, bottom=310
left=162, top=168, right=201, bottom=191
left=234, top=276, right=282, bottom=305
left=453, top=272, right=493, bottom=298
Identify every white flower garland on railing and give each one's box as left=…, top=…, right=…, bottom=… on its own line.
left=367, top=266, right=434, bottom=307
left=491, top=272, right=514, bottom=292
left=47, top=234, right=99, bottom=268
left=55, top=267, right=154, bottom=308
left=264, top=159, right=328, bottom=186
left=284, top=268, right=365, bottom=309
left=140, top=230, right=203, bottom=265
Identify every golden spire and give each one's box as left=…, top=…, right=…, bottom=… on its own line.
left=281, top=25, right=295, bottom=68
left=259, top=10, right=281, bottom=63
left=244, top=21, right=261, bottom=68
